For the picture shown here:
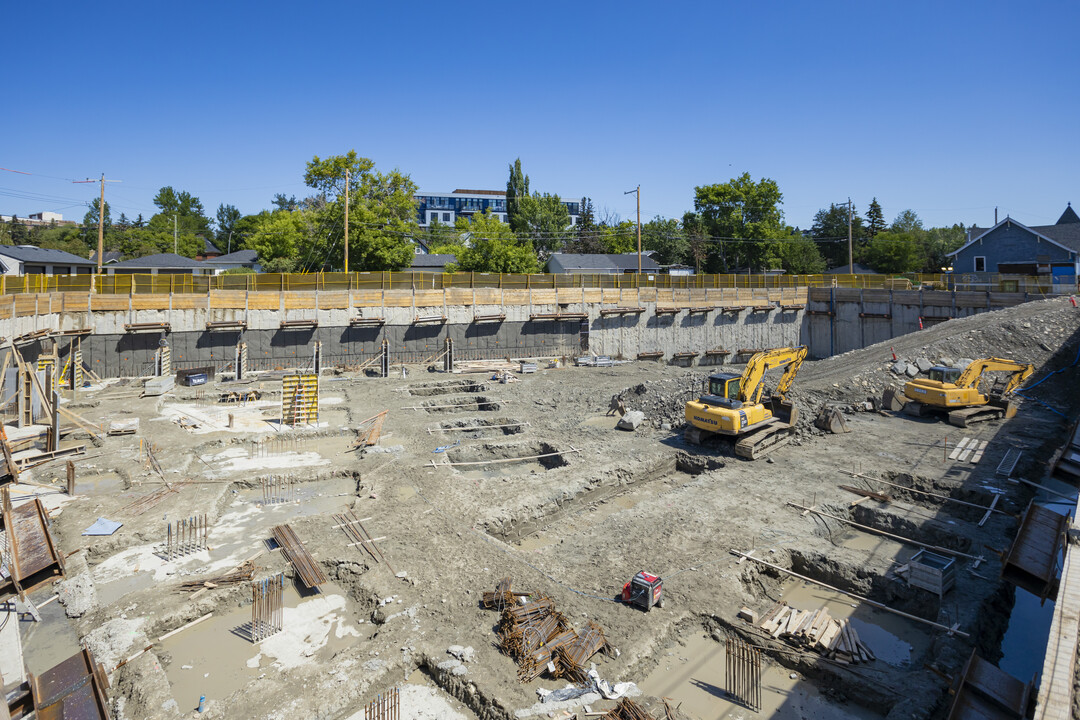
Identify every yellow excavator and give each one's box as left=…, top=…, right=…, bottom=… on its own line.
left=883, top=357, right=1034, bottom=427
left=684, top=346, right=807, bottom=460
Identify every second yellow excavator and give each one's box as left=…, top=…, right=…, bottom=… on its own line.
left=684, top=346, right=807, bottom=460
left=883, top=357, right=1034, bottom=427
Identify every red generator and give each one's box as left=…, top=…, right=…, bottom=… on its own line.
left=622, top=571, right=664, bottom=610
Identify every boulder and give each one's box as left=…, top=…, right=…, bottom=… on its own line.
left=939, top=356, right=954, bottom=367
left=916, top=358, right=932, bottom=372
left=905, top=363, right=919, bottom=377
left=956, top=358, right=974, bottom=369
left=892, top=360, right=908, bottom=375
left=617, top=411, right=645, bottom=431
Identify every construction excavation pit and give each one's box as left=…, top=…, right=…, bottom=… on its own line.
left=3, top=294, right=1080, bottom=720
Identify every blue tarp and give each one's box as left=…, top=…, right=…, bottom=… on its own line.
left=82, top=517, right=122, bottom=536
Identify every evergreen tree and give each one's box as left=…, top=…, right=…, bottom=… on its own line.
left=505, top=158, right=529, bottom=233
left=866, top=198, right=886, bottom=237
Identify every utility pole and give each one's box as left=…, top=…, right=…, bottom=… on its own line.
left=624, top=185, right=641, bottom=273
left=73, top=173, right=120, bottom=276
left=344, top=168, right=349, bottom=274
left=847, top=197, right=853, bottom=273
left=173, top=215, right=178, bottom=254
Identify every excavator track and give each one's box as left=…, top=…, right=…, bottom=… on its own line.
left=734, top=422, right=795, bottom=460
left=947, top=406, right=1005, bottom=427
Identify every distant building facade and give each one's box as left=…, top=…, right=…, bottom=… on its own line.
left=1, top=211, right=77, bottom=227
left=949, top=205, right=1080, bottom=282
left=0, top=246, right=97, bottom=275
left=415, top=189, right=580, bottom=229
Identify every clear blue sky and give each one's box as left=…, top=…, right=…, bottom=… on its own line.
left=3, top=1, right=1077, bottom=231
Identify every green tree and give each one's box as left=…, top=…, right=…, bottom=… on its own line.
left=215, top=204, right=242, bottom=250
left=866, top=198, right=886, bottom=237
left=303, top=150, right=419, bottom=271
left=8, top=216, right=28, bottom=245
left=513, top=193, right=571, bottom=255
left=891, top=209, right=924, bottom=233
left=811, top=203, right=865, bottom=268
left=244, top=211, right=308, bottom=272
left=455, top=210, right=539, bottom=273
left=82, top=198, right=112, bottom=249
left=777, top=236, right=827, bottom=274
left=863, top=231, right=925, bottom=274
left=148, top=186, right=212, bottom=253
left=506, top=158, right=529, bottom=232
left=271, top=193, right=299, bottom=212
left=692, top=173, right=817, bottom=273
left=598, top=221, right=636, bottom=254
left=921, top=224, right=966, bottom=272
left=642, top=217, right=689, bottom=266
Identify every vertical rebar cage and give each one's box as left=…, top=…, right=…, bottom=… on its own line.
left=725, top=636, right=761, bottom=710
left=251, top=572, right=285, bottom=642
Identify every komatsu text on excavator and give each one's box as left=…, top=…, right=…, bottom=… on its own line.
left=683, top=346, right=807, bottom=460
left=883, top=357, right=1034, bottom=427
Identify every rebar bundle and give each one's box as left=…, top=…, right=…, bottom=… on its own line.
left=165, top=514, right=209, bottom=560
left=251, top=573, right=284, bottom=642
left=516, top=628, right=578, bottom=683
left=363, top=687, right=399, bottom=720
left=601, top=699, right=655, bottom=720
left=483, top=576, right=516, bottom=611
left=178, top=560, right=255, bottom=591
left=725, top=636, right=761, bottom=711
left=554, top=621, right=608, bottom=682
left=260, top=474, right=297, bottom=505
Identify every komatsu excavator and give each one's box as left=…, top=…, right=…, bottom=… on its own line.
left=882, top=357, right=1034, bottom=427
left=683, top=346, right=807, bottom=460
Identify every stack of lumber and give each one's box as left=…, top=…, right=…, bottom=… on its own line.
left=453, top=359, right=518, bottom=374
left=758, top=602, right=876, bottom=664
left=601, top=698, right=655, bottom=720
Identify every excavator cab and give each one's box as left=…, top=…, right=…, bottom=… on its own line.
left=701, top=373, right=743, bottom=408
left=927, top=367, right=962, bottom=385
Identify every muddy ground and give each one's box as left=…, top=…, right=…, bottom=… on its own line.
left=10, top=296, right=1080, bottom=720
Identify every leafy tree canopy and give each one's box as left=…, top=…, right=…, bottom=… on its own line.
left=454, top=210, right=539, bottom=274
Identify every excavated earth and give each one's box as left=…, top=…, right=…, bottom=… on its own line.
left=20, top=296, right=1080, bottom=720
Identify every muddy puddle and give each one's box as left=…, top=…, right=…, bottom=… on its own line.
left=19, top=597, right=83, bottom=677
left=779, top=581, right=927, bottom=668
left=71, top=470, right=126, bottom=496
left=640, top=632, right=885, bottom=720
left=161, top=582, right=360, bottom=711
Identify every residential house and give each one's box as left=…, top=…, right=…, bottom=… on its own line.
left=202, top=250, right=262, bottom=274
left=196, top=238, right=223, bottom=261
left=949, top=205, right=1080, bottom=286
left=0, top=245, right=97, bottom=275
left=89, top=250, right=123, bottom=266
left=105, top=253, right=213, bottom=275
left=546, top=253, right=661, bottom=275
left=408, top=254, right=457, bottom=272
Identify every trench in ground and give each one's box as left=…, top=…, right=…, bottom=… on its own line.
left=421, top=396, right=501, bottom=414
left=433, top=417, right=526, bottom=437
left=485, top=454, right=723, bottom=544
left=409, top=380, right=489, bottom=397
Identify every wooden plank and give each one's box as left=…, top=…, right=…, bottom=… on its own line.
left=978, top=494, right=1001, bottom=527
left=958, top=440, right=976, bottom=462
left=970, top=440, right=989, bottom=464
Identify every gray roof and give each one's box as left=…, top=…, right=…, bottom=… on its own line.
left=1057, top=203, right=1080, bottom=225
left=409, top=254, right=456, bottom=269
left=203, top=238, right=222, bottom=255
left=0, top=245, right=96, bottom=265
left=546, top=253, right=660, bottom=273
left=109, top=253, right=207, bottom=269
left=1033, top=223, right=1080, bottom=252
left=825, top=262, right=877, bottom=274
left=89, top=250, right=124, bottom=264
left=203, top=249, right=258, bottom=265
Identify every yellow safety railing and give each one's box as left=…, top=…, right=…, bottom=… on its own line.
left=0, top=271, right=1068, bottom=295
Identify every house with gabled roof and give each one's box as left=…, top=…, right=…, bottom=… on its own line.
left=948, top=205, right=1080, bottom=283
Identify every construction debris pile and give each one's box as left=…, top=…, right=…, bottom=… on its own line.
left=485, top=578, right=610, bottom=683
left=757, top=602, right=876, bottom=665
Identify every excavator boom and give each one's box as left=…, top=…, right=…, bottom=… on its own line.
left=956, top=358, right=1034, bottom=395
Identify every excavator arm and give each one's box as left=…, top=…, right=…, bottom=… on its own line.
left=956, top=358, right=1034, bottom=395
left=740, top=346, right=808, bottom=405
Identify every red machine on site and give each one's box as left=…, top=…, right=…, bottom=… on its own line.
left=622, top=571, right=663, bottom=610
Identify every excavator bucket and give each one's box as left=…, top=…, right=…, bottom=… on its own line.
left=814, top=405, right=850, bottom=434
left=882, top=387, right=906, bottom=412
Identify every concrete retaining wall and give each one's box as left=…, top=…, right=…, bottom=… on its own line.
left=2, top=295, right=804, bottom=378
left=802, top=288, right=1034, bottom=358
